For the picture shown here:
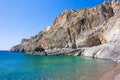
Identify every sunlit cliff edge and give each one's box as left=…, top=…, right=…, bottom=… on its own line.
left=10, top=0, right=120, bottom=62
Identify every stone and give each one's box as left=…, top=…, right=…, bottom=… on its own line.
left=10, top=45, right=21, bottom=52
left=81, top=41, right=120, bottom=61
left=10, top=1, right=120, bottom=62
left=34, top=46, right=45, bottom=52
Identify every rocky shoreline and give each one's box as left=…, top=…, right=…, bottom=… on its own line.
left=23, top=41, right=120, bottom=63
left=10, top=1, right=120, bottom=63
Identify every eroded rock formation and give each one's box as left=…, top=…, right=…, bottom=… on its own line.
left=10, top=1, right=120, bottom=61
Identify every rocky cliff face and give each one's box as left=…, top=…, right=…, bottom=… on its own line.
left=10, top=39, right=29, bottom=52
left=10, top=1, right=120, bottom=61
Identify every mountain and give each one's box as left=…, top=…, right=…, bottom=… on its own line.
left=10, top=0, right=120, bottom=61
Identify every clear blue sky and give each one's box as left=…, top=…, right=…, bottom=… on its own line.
left=0, top=0, right=104, bottom=50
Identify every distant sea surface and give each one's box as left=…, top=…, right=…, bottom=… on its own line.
left=0, top=51, right=116, bottom=80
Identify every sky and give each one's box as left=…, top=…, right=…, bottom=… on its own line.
left=0, top=0, right=104, bottom=50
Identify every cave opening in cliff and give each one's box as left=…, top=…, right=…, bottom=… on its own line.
left=87, top=36, right=102, bottom=47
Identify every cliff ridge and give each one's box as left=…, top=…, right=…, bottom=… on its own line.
left=10, top=1, right=120, bottom=62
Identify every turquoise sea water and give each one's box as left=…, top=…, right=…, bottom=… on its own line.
left=0, top=51, right=116, bottom=80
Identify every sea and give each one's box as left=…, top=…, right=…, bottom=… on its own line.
left=0, top=51, right=116, bottom=80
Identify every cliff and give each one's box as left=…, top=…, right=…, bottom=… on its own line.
left=10, top=1, right=120, bottom=61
